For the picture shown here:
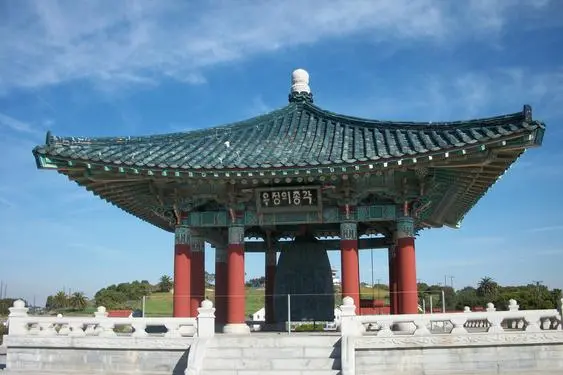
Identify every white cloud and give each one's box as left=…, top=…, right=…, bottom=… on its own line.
left=0, top=196, right=15, bottom=208
left=0, top=0, right=556, bottom=93
left=0, top=112, right=42, bottom=135
left=527, top=225, right=563, bottom=233
left=338, top=67, right=563, bottom=122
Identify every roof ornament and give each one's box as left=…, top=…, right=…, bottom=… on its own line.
left=289, top=68, right=313, bottom=103
left=523, top=104, right=532, bottom=122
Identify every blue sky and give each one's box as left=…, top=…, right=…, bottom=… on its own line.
left=0, top=0, right=562, bottom=306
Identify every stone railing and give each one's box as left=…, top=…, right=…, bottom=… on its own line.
left=5, top=299, right=215, bottom=339
left=339, top=296, right=563, bottom=375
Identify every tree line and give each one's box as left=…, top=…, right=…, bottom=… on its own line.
left=418, top=277, right=561, bottom=311
left=38, top=275, right=561, bottom=313
left=45, top=291, right=88, bottom=311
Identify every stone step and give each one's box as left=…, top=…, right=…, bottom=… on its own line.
left=207, top=335, right=341, bottom=349
left=201, top=371, right=341, bottom=375
left=205, top=346, right=340, bottom=359
left=203, top=357, right=340, bottom=371
left=201, top=335, right=341, bottom=374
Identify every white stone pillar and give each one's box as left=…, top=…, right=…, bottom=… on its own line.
left=340, top=296, right=362, bottom=337
left=197, top=299, right=216, bottom=338
left=7, top=300, right=29, bottom=335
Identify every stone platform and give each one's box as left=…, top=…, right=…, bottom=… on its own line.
left=2, top=298, right=563, bottom=374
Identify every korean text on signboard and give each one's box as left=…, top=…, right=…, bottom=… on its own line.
left=257, top=187, right=320, bottom=211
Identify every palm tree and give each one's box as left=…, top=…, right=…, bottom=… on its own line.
left=158, top=275, right=173, bottom=292
left=477, top=277, right=499, bottom=300
left=52, top=291, right=69, bottom=309
left=69, top=292, right=87, bottom=310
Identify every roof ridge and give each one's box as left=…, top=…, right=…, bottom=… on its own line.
left=303, top=102, right=528, bottom=129
left=44, top=104, right=299, bottom=147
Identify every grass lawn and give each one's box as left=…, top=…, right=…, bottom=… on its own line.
left=49, top=286, right=390, bottom=317
left=144, top=288, right=265, bottom=317
left=143, top=286, right=389, bottom=317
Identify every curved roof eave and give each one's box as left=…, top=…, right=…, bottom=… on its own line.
left=32, top=102, right=544, bottom=173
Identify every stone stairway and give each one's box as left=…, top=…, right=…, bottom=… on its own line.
left=200, top=333, right=341, bottom=375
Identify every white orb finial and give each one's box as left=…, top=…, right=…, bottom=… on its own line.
left=291, top=68, right=310, bottom=94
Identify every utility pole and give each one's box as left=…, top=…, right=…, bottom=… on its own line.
left=532, top=280, right=543, bottom=307
left=142, top=296, right=146, bottom=318
left=0, top=280, right=3, bottom=299
left=441, top=289, right=446, bottom=313
left=444, top=275, right=455, bottom=289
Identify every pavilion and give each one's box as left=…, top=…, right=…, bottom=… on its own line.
left=32, top=69, right=545, bottom=334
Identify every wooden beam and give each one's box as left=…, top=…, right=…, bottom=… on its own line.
left=244, top=237, right=391, bottom=252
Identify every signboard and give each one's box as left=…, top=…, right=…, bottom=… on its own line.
left=256, top=186, right=322, bottom=213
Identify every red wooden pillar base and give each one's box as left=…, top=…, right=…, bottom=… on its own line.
left=214, top=246, right=227, bottom=325
left=396, top=217, right=418, bottom=314
left=224, top=226, right=250, bottom=334
left=340, top=222, right=360, bottom=312
left=173, top=226, right=191, bottom=317
left=265, top=246, right=276, bottom=324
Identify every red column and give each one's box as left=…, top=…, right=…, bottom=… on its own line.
left=388, top=246, right=398, bottom=315
left=340, top=222, right=360, bottom=312
left=190, top=236, right=205, bottom=317
left=214, top=245, right=227, bottom=325
left=173, top=226, right=191, bottom=317
left=265, top=246, right=276, bottom=324
left=396, top=217, right=418, bottom=314
left=224, top=226, right=249, bottom=333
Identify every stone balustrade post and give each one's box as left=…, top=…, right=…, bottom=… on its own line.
left=340, top=296, right=362, bottom=337
left=506, top=299, right=520, bottom=329
left=94, top=306, right=109, bottom=318
left=197, top=299, right=216, bottom=338
left=93, top=306, right=108, bottom=335
left=508, top=299, right=520, bottom=311
left=94, top=306, right=116, bottom=337
left=7, top=299, right=29, bottom=335
left=484, top=303, right=504, bottom=333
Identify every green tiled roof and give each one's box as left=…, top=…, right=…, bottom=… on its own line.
left=31, top=97, right=546, bottom=232
left=33, top=102, right=544, bottom=172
